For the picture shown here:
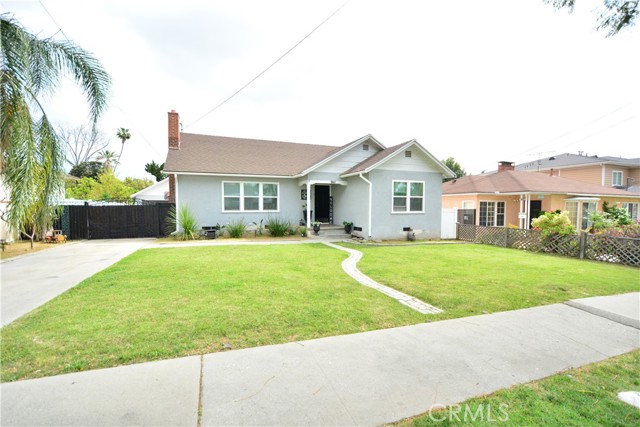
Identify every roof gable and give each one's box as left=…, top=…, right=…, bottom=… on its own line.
left=342, top=140, right=455, bottom=178
left=300, top=135, right=386, bottom=175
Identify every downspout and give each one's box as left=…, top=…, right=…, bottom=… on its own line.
left=601, top=164, right=605, bottom=187
left=174, top=174, right=180, bottom=233
left=359, top=173, right=372, bottom=239
left=306, top=181, right=311, bottom=227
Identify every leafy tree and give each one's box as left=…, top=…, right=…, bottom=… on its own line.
left=144, top=160, right=167, bottom=182
left=60, top=125, right=108, bottom=169
left=441, top=157, right=466, bottom=182
left=97, top=149, right=118, bottom=172
left=123, top=177, right=153, bottom=192
left=115, top=127, right=131, bottom=170
left=602, top=201, right=632, bottom=226
left=1, top=15, right=110, bottom=247
left=69, top=161, right=103, bottom=179
left=544, top=0, right=639, bottom=36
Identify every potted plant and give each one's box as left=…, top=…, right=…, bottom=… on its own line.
left=312, top=221, right=321, bottom=235
left=342, top=221, right=354, bottom=234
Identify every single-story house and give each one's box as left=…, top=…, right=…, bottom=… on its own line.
left=163, top=110, right=455, bottom=240
left=442, top=161, right=640, bottom=231
left=130, top=178, right=170, bottom=203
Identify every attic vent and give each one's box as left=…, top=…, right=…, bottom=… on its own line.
left=405, top=150, right=412, bottom=158
left=363, top=144, right=369, bottom=151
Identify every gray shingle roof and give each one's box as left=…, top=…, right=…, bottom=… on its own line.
left=164, top=133, right=341, bottom=176
left=516, top=153, right=640, bottom=171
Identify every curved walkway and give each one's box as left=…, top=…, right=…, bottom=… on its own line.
left=323, top=242, right=443, bottom=314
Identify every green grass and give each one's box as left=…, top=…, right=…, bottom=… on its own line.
left=350, top=243, right=639, bottom=320
left=1, top=244, right=424, bottom=382
left=395, top=349, right=640, bottom=427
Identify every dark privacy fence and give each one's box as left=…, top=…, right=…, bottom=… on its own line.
left=457, top=224, right=640, bottom=267
left=54, top=203, right=174, bottom=240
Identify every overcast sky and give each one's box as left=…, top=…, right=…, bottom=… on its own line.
left=2, top=0, right=638, bottom=179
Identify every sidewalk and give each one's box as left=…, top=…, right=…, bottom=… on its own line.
left=1, top=293, right=638, bottom=426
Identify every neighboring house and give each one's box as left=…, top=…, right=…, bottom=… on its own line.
left=442, top=161, right=640, bottom=231
left=130, top=178, right=169, bottom=203
left=163, top=110, right=455, bottom=240
left=516, top=153, right=640, bottom=192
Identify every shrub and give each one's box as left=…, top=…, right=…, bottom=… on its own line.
left=531, top=211, right=576, bottom=238
left=266, top=217, right=292, bottom=237
left=299, top=226, right=308, bottom=237
left=166, top=205, right=200, bottom=240
left=597, top=222, right=640, bottom=238
left=225, top=219, right=246, bottom=238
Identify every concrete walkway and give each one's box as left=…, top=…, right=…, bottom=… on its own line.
left=0, top=239, right=153, bottom=326
left=2, top=292, right=638, bottom=426
left=324, top=242, right=443, bottom=314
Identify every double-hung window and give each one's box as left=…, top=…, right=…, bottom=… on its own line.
left=581, top=201, right=597, bottom=230
left=392, top=181, right=424, bottom=213
left=479, top=201, right=505, bottom=226
left=223, top=182, right=279, bottom=212
left=612, top=171, right=623, bottom=187
left=622, top=202, right=639, bottom=221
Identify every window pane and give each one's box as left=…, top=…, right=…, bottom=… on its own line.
left=410, top=182, right=423, bottom=197
left=263, top=183, right=278, bottom=197
left=263, top=197, right=278, bottom=211
left=224, top=197, right=240, bottom=211
left=565, top=202, right=578, bottom=229
left=224, top=182, right=240, bottom=196
left=244, top=183, right=259, bottom=197
left=409, top=197, right=423, bottom=212
left=393, top=182, right=407, bottom=197
left=393, top=197, right=407, bottom=211
left=613, top=172, right=622, bottom=186
left=479, top=202, right=488, bottom=226
left=244, top=197, right=259, bottom=211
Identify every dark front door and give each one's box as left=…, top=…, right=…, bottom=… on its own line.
left=314, top=186, right=330, bottom=223
left=530, top=200, right=543, bottom=227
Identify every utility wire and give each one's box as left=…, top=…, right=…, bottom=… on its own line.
left=517, top=101, right=635, bottom=156
left=38, top=0, right=69, bottom=40
left=185, top=0, right=350, bottom=129
left=557, top=115, right=638, bottom=150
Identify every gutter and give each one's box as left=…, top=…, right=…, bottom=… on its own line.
left=359, top=173, right=372, bottom=239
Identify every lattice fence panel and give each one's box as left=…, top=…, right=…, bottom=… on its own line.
left=457, top=224, right=476, bottom=242
left=475, top=226, right=507, bottom=247
left=506, top=228, right=544, bottom=252
left=585, top=235, right=640, bottom=267
left=541, top=234, right=580, bottom=257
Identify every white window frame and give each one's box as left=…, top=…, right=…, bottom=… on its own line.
left=391, top=180, right=425, bottom=214
left=222, top=181, right=279, bottom=212
left=564, top=201, right=579, bottom=229
left=622, top=202, right=639, bottom=221
left=462, top=200, right=474, bottom=209
left=479, top=201, right=506, bottom=227
left=612, top=170, right=623, bottom=187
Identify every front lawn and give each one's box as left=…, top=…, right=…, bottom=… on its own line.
left=351, top=243, right=639, bottom=320
left=0, top=244, right=424, bottom=382
left=395, top=349, right=640, bottom=427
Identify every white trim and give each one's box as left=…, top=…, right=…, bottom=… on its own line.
left=297, top=135, right=386, bottom=176
left=298, top=179, right=347, bottom=186
left=461, top=200, right=474, bottom=209
left=221, top=181, right=280, bottom=213
left=444, top=191, right=639, bottom=198
left=342, top=140, right=456, bottom=179
left=359, top=173, right=373, bottom=238
left=392, top=180, right=425, bottom=214
left=167, top=171, right=292, bottom=179
left=612, top=170, right=623, bottom=187
left=601, top=164, right=606, bottom=186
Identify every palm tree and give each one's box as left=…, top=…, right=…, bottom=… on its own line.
left=0, top=14, right=110, bottom=246
left=115, top=127, right=131, bottom=168
left=98, top=150, right=119, bottom=172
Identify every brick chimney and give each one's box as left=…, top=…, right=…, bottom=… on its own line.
left=168, top=110, right=180, bottom=150
left=167, top=110, right=180, bottom=203
left=497, top=161, right=515, bottom=172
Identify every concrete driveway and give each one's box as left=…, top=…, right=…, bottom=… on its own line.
left=0, top=239, right=152, bottom=326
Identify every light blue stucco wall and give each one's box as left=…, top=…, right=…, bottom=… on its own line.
left=176, top=175, right=305, bottom=228
left=368, top=170, right=443, bottom=240
left=333, top=175, right=370, bottom=234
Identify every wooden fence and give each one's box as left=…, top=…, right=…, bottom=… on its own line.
left=55, top=202, right=174, bottom=240
left=457, top=224, right=640, bottom=267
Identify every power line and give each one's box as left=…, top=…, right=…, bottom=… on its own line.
left=517, top=101, right=635, bottom=156
left=38, top=0, right=69, bottom=39
left=558, top=114, right=638, bottom=150
left=185, top=1, right=350, bottom=129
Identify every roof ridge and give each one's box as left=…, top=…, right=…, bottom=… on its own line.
left=179, top=132, right=336, bottom=149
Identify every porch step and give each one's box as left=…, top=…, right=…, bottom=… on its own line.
left=308, top=224, right=352, bottom=240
